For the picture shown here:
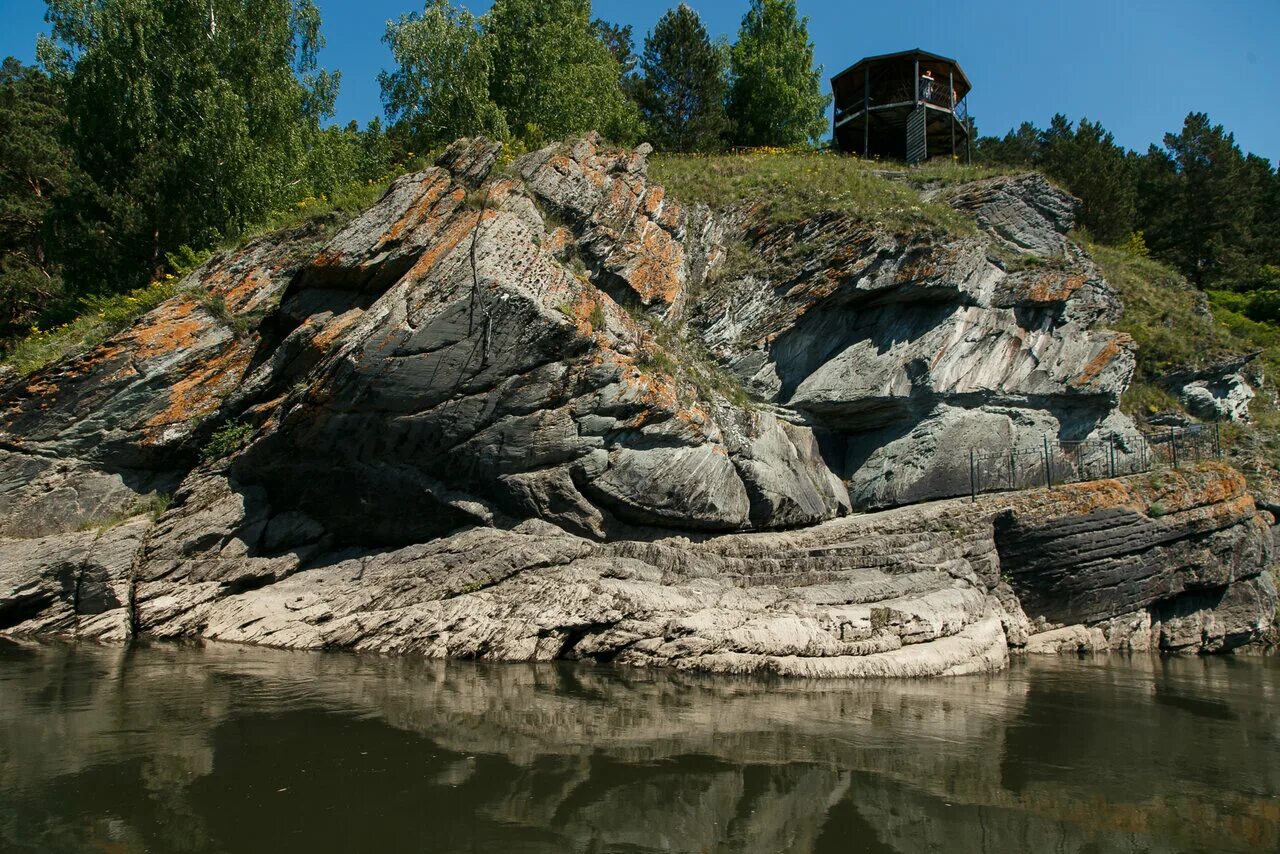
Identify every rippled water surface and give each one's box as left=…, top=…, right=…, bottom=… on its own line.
left=1, top=640, right=1277, bottom=853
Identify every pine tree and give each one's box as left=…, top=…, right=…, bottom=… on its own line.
left=637, top=4, right=730, bottom=153
left=727, top=0, right=830, bottom=147
left=1037, top=115, right=1136, bottom=244
left=1154, top=113, right=1253, bottom=286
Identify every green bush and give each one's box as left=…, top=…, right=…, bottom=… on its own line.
left=202, top=421, right=255, bottom=462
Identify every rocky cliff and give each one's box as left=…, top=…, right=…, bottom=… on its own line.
left=0, top=136, right=1273, bottom=673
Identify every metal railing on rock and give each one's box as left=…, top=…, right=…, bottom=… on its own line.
left=967, top=425, right=1223, bottom=501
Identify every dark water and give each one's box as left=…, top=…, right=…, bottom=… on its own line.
left=1, top=641, right=1278, bottom=854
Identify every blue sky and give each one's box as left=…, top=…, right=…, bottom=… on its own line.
left=3, top=0, right=1279, bottom=162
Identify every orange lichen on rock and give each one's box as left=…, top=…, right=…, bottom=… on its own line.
left=380, top=171, right=456, bottom=247
left=308, top=309, right=364, bottom=354
left=123, top=300, right=211, bottom=361
left=403, top=208, right=484, bottom=283
left=613, top=220, right=685, bottom=306
left=1009, top=463, right=1249, bottom=520
left=143, top=344, right=254, bottom=437
left=1023, top=271, right=1088, bottom=304
left=1072, top=337, right=1125, bottom=388
left=221, top=268, right=276, bottom=314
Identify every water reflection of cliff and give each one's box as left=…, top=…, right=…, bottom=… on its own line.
left=1, top=640, right=1277, bottom=853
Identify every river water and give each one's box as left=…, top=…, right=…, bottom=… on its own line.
left=1, top=640, right=1277, bottom=853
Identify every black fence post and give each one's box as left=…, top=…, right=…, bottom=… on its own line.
left=1171, top=428, right=1179, bottom=469
left=970, top=448, right=977, bottom=502
left=1043, top=435, right=1053, bottom=489
left=1109, top=436, right=1117, bottom=479
left=1215, top=422, right=1222, bottom=459
left=1009, top=448, right=1016, bottom=490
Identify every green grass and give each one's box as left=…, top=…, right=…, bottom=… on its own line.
left=1087, top=236, right=1280, bottom=491
left=900, top=159, right=1024, bottom=189
left=649, top=150, right=979, bottom=235
left=2, top=280, right=180, bottom=376
left=1087, top=240, right=1243, bottom=379
left=1089, top=239, right=1280, bottom=416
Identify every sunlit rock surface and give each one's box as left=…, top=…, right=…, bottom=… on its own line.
left=0, top=136, right=1273, bottom=672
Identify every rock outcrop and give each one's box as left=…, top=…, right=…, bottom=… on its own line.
left=693, top=172, right=1134, bottom=508
left=0, top=136, right=1273, bottom=673
left=1165, top=355, right=1260, bottom=423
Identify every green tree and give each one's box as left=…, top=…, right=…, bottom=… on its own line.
left=1149, top=113, right=1253, bottom=286
left=977, top=122, right=1039, bottom=167
left=0, top=57, right=74, bottom=334
left=727, top=0, right=829, bottom=147
left=485, top=0, right=641, bottom=145
left=1038, top=115, right=1136, bottom=244
left=305, top=119, right=394, bottom=199
left=39, top=0, right=339, bottom=291
left=593, top=18, right=638, bottom=83
left=637, top=4, right=730, bottom=153
left=379, top=0, right=508, bottom=150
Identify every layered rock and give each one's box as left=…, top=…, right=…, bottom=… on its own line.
left=0, top=136, right=1273, bottom=673
left=693, top=173, right=1135, bottom=508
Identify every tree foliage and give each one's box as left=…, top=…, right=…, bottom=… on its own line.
left=485, top=0, right=640, bottom=145
left=38, top=0, right=341, bottom=291
left=979, top=111, right=1279, bottom=289
left=727, top=0, right=829, bottom=147
left=637, top=4, right=729, bottom=153
left=0, top=57, right=73, bottom=335
left=379, top=0, right=508, bottom=150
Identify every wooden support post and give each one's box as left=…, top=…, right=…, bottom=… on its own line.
left=949, top=70, right=956, bottom=159
left=1043, top=435, right=1053, bottom=488
left=914, top=58, right=920, bottom=105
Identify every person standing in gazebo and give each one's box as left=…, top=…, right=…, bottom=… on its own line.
left=920, top=69, right=936, bottom=102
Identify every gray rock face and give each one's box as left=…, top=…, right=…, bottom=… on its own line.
left=0, top=138, right=1272, bottom=673
left=694, top=173, right=1135, bottom=510
left=996, top=466, right=1276, bottom=654
left=1165, top=355, right=1260, bottom=423
left=945, top=174, right=1077, bottom=258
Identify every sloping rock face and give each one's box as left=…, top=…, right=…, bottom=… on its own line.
left=694, top=173, right=1135, bottom=508
left=0, top=137, right=1273, bottom=673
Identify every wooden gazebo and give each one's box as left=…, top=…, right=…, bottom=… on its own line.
left=831, top=49, right=972, bottom=164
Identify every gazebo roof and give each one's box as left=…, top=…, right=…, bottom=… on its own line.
left=831, top=49, right=972, bottom=101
